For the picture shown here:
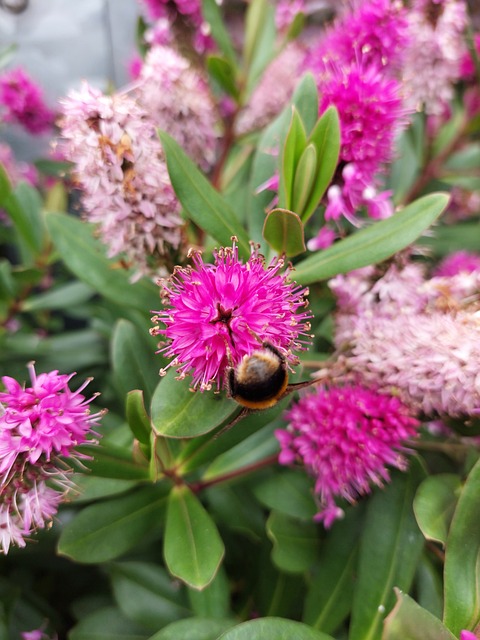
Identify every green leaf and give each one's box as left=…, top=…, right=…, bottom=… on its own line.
left=383, top=591, right=457, bottom=640
left=413, top=474, right=461, bottom=546
left=292, top=144, right=317, bottom=216
left=207, top=55, right=239, bottom=100
left=301, top=107, right=340, bottom=222
left=303, top=508, right=363, bottom=635
left=58, top=485, right=168, bottom=563
left=243, top=0, right=276, bottom=94
left=112, top=319, right=159, bottom=405
left=188, top=565, right=231, bottom=619
left=108, top=561, right=190, bottom=630
left=444, top=457, right=480, bottom=635
left=280, top=107, right=307, bottom=209
left=294, top=193, right=450, bottom=284
left=0, top=177, right=46, bottom=259
left=79, top=444, right=150, bottom=481
left=45, top=211, right=158, bottom=311
left=69, top=606, right=148, bottom=640
left=418, top=221, right=480, bottom=256
left=349, top=460, right=426, bottom=640
left=158, top=131, right=250, bottom=258
left=73, top=476, right=138, bottom=504
left=164, top=485, right=225, bottom=589
left=263, top=208, right=305, bottom=257
left=202, top=421, right=279, bottom=481
left=246, top=73, right=319, bottom=247
left=267, top=511, right=319, bottom=573
left=253, top=469, right=317, bottom=520
left=22, top=281, right=94, bottom=312
left=150, top=370, right=237, bottom=439
left=202, top=0, right=237, bottom=63
left=217, top=617, right=334, bottom=639
left=149, top=618, right=235, bottom=640
left=415, top=555, right=443, bottom=619
left=126, top=390, right=152, bottom=446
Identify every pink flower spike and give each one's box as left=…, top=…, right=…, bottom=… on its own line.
left=0, top=67, right=55, bottom=135
left=151, top=240, right=312, bottom=392
left=434, top=251, right=480, bottom=277
left=460, top=631, right=478, bottom=640
left=0, top=365, right=103, bottom=554
left=276, top=385, right=420, bottom=527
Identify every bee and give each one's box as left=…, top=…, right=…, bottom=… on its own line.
left=226, top=343, right=289, bottom=410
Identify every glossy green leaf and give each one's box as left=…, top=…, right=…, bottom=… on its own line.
left=303, top=507, right=364, bottom=635
left=69, top=606, right=148, bottom=640
left=149, top=617, right=235, bottom=640
left=202, top=422, right=278, bottom=481
left=164, top=485, right=225, bottom=589
left=413, top=474, right=461, bottom=546
left=294, top=193, right=450, bottom=284
left=207, top=55, right=239, bottom=100
left=267, top=511, right=319, bottom=573
left=202, top=0, right=237, bottom=63
left=79, top=443, right=150, bottom=481
left=45, top=211, right=158, bottom=311
left=73, top=476, right=138, bottom=504
left=112, top=319, right=159, bottom=405
left=349, top=460, right=426, bottom=640
left=444, top=457, right=480, bottom=635
left=217, top=617, right=334, bottom=639
left=243, top=0, right=275, bottom=94
left=415, top=555, right=443, bottom=619
left=206, top=484, right=264, bottom=540
left=292, top=143, right=317, bottom=216
left=58, top=485, right=168, bottom=563
left=188, top=565, right=231, bottom=619
left=263, top=208, right=305, bottom=257
left=246, top=73, right=319, bottom=247
left=150, top=370, right=237, bottom=438
left=301, top=106, right=341, bottom=222
left=158, top=131, right=250, bottom=258
left=418, top=221, right=480, bottom=256
left=253, top=469, right=317, bottom=520
left=383, top=591, right=456, bottom=640
left=108, top=561, right=190, bottom=630
left=280, top=108, right=307, bottom=209
left=126, top=390, right=152, bottom=446
left=1, top=176, right=45, bottom=259
left=22, top=281, right=94, bottom=311
left=445, top=143, right=480, bottom=171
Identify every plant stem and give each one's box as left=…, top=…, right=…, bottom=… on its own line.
left=191, top=453, right=278, bottom=493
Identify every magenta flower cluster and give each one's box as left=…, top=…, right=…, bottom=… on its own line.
left=276, top=385, right=419, bottom=527
left=304, top=0, right=412, bottom=235
left=0, top=364, right=102, bottom=554
left=151, top=241, right=312, bottom=391
left=0, top=67, right=55, bottom=135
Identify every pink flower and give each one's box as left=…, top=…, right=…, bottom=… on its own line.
left=317, top=63, right=409, bottom=176
left=136, top=45, right=218, bottom=172
left=0, top=67, right=55, bottom=135
left=0, top=364, right=103, bottom=553
left=235, top=42, right=306, bottom=135
left=276, top=385, right=419, bottom=527
left=275, top=0, right=305, bottom=32
left=402, top=0, right=468, bottom=115
left=304, top=0, right=409, bottom=74
left=59, top=82, right=183, bottom=280
left=151, top=240, right=312, bottom=391
left=307, top=226, right=336, bottom=251
left=331, top=263, right=480, bottom=418
left=434, top=251, right=480, bottom=277
left=460, top=631, right=478, bottom=640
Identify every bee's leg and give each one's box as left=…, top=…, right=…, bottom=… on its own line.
left=212, top=406, right=252, bottom=440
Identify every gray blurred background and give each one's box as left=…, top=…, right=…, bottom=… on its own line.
left=0, top=0, right=139, bottom=160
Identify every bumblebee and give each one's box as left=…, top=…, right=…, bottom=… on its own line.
left=226, top=343, right=289, bottom=410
